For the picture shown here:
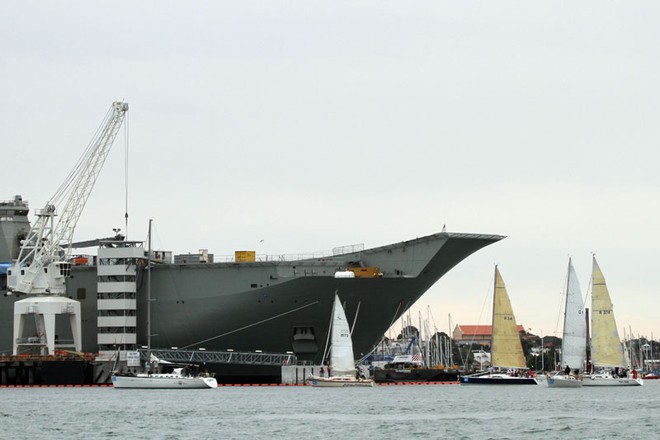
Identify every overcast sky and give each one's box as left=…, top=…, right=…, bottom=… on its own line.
left=2, top=1, right=658, bottom=340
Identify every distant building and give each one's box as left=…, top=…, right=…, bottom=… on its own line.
left=452, top=324, right=525, bottom=346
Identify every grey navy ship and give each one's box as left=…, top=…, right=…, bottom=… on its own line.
left=1, top=195, right=503, bottom=376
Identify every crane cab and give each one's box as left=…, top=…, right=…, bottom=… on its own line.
left=7, top=261, right=70, bottom=296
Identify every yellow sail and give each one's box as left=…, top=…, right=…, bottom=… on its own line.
left=491, top=267, right=527, bottom=369
left=590, top=257, right=627, bottom=367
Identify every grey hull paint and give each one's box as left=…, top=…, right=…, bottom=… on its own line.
left=1, top=232, right=503, bottom=361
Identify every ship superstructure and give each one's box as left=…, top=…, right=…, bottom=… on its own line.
left=0, top=196, right=30, bottom=277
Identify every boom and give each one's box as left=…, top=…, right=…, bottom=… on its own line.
left=7, top=101, right=128, bottom=296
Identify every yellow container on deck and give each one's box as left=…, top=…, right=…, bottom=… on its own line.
left=347, top=267, right=382, bottom=278
left=235, top=251, right=256, bottom=262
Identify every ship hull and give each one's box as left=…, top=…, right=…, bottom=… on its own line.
left=0, top=232, right=503, bottom=370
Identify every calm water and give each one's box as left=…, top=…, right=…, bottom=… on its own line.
left=1, top=381, right=659, bottom=439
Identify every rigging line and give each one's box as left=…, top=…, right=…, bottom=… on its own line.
left=124, top=110, right=129, bottom=240
left=554, top=264, right=569, bottom=337
left=321, top=292, right=336, bottom=363
left=397, top=300, right=413, bottom=338
left=350, top=300, right=361, bottom=336
left=461, top=271, right=493, bottom=370
left=180, top=300, right=320, bottom=349
left=150, top=223, right=166, bottom=262
left=51, top=106, right=113, bottom=205
left=428, top=305, right=441, bottom=347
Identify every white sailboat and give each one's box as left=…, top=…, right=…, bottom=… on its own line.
left=462, top=267, right=538, bottom=385
left=307, top=294, right=374, bottom=387
left=582, top=256, right=642, bottom=387
left=112, top=367, right=218, bottom=389
left=112, top=220, right=217, bottom=389
left=547, top=258, right=585, bottom=388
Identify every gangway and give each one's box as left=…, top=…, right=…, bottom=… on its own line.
left=144, top=348, right=296, bottom=366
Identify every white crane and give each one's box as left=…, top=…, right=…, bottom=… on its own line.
left=8, top=101, right=129, bottom=355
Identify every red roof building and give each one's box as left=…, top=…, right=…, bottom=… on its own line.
left=452, top=324, right=525, bottom=346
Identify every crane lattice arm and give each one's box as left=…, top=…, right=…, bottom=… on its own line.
left=8, top=101, right=128, bottom=296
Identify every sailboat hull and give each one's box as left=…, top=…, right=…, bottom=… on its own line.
left=373, top=367, right=459, bottom=383
left=546, top=374, right=582, bottom=388
left=461, top=373, right=538, bottom=385
left=307, top=375, right=375, bottom=387
left=111, top=374, right=218, bottom=389
left=582, top=375, right=643, bottom=387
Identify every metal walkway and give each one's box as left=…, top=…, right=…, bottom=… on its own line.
left=143, top=349, right=297, bottom=366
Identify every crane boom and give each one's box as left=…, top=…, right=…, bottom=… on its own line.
left=404, top=336, right=417, bottom=354
left=8, top=101, right=128, bottom=296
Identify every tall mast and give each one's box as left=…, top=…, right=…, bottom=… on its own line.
left=147, top=219, right=152, bottom=370
left=491, top=265, right=497, bottom=364
left=585, top=307, right=591, bottom=373
left=448, top=313, right=453, bottom=367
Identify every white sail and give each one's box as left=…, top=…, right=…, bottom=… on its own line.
left=590, top=257, right=627, bottom=368
left=329, top=294, right=356, bottom=376
left=560, top=258, right=587, bottom=371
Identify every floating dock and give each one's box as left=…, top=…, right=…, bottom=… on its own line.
left=0, top=355, right=97, bottom=386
